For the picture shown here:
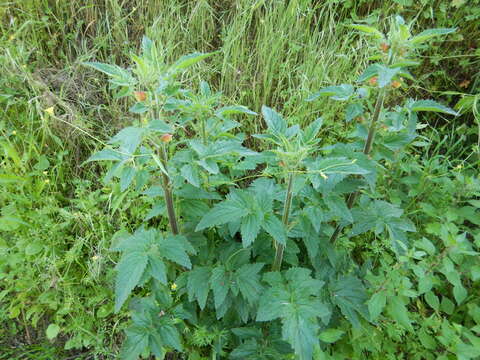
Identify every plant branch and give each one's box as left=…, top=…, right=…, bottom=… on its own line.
left=272, top=172, right=294, bottom=271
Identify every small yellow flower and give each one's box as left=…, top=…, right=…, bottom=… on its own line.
left=171, top=283, right=178, bottom=291
left=9, top=35, right=15, bottom=41
left=43, top=171, right=48, bottom=175
left=44, top=179, right=50, bottom=184
left=92, top=255, right=99, bottom=261
left=12, top=130, right=17, bottom=135
left=45, top=106, right=55, bottom=116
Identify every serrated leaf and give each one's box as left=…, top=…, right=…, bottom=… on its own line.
left=262, top=106, right=287, bottom=135
left=187, top=266, right=211, bottom=309
left=109, top=127, right=145, bottom=155
left=83, top=61, right=135, bottom=87
left=410, top=28, right=456, bottom=45
left=160, top=235, right=192, bottom=269
left=148, top=256, right=167, bottom=284
left=240, top=213, right=262, bottom=247
left=148, top=119, right=173, bottom=133
left=377, top=65, right=400, bottom=88
left=368, top=292, right=386, bottom=321
left=181, top=164, right=200, bottom=187
left=121, top=325, right=149, bottom=360
left=115, top=252, right=149, bottom=312
left=235, top=263, right=264, bottom=304
left=330, top=276, right=368, bottom=327
left=196, top=197, right=250, bottom=231
left=210, top=266, right=230, bottom=310
left=410, top=100, right=458, bottom=116
left=319, top=329, right=345, bottom=343
left=262, top=214, right=287, bottom=245
left=387, top=297, right=412, bottom=330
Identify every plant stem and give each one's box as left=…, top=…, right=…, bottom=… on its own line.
left=272, top=172, right=294, bottom=271
left=201, top=116, right=207, bottom=145
left=160, top=143, right=179, bottom=235
left=329, top=87, right=387, bottom=243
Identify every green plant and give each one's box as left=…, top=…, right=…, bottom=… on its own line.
left=83, top=17, right=460, bottom=359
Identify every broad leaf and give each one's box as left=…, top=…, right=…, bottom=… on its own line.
left=348, top=24, right=384, bottom=39
left=261, top=106, right=287, bottom=135
left=187, top=266, right=211, bottom=309
left=115, top=252, right=149, bottom=312
left=410, top=28, right=456, bottom=45
left=410, top=100, right=458, bottom=116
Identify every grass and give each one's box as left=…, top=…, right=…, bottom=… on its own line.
left=1, top=0, right=479, bottom=357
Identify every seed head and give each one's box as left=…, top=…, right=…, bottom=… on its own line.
left=391, top=80, right=402, bottom=88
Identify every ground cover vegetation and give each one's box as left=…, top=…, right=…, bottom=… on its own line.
left=0, top=1, right=479, bottom=359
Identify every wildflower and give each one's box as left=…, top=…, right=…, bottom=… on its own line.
left=133, top=91, right=147, bottom=102
left=44, top=106, right=55, bottom=116
left=380, top=42, right=389, bottom=52
left=161, top=133, right=173, bottom=143
left=12, top=130, right=17, bottom=135
left=171, top=283, right=177, bottom=291
left=45, top=179, right=50, bottom=184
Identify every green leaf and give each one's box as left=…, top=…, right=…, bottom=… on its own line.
left=109, top=127, right=145, bottom=155
left=148, top=256, right=167, bottom=284
left=120, top=166, right=136, bottom=192
left=115, top=252, right=149, bottom=312
left=348, top=24, right=384, bottom=39
left=172, top=52, right=212, bottom=72
left=302, top=117, right=323, bottom=143
left=121, top=325, right=149, bottom=360
left=86, top=149, right=126, bottom=162
left=148, top=119, right=173, bottom=133
left=330, top=276, right=368, bottom=327
left=156, top=322, right=183, bottom=351
left=306, top=84, right=354, bottom=102
left=46, top=323, right=60, bottom=340
left=83, top=61, right=135, bottom=87
left=196, top=197, right=250, bottom=231
left=215, top=105, right=257, bottom=117
left=210, top=266, right=230, bottom=310
left=410, top=100, right=458, bottom=116
left=262, top=214, right=287, bottom=245
left=235, top=263, right=264, bottom=304
left=368, top=292, right=386, bottom=321
left=129, top=102, right=149, bottom=114
left=387, top=296, right=412, bottom=330
left=240, top=213, right=262, bottom=247
left=257, top=268, right=330, bottom=360
left=261, top=106, right=287, bottom=135
left=377, top=65, right=400, bottom=88
left=181, top=164, right=200, bottom=187
left=319, top=329, right=345, bottom=343
left=345, top=103, right=363, bottom=122
left=410, top=28, right=456, bottom=45
left=187, top=266, right=211, bottom=309
left=160, top=235, right=192, bottom=269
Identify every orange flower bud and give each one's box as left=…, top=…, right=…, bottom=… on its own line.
left=380, top=42, right=389, bottom=52
left=368, top=77, right=378, bottom=86
left=391, top=80, right=402, bottom=88
left=133, top=91, right=147, bottom=102
left=161, top=133, right=173, bottom=143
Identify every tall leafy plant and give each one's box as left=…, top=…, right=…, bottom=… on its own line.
left=83, top=17, right=457, bottom=359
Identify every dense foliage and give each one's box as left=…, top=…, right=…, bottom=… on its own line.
left=1, top=1, right=479, bottom=359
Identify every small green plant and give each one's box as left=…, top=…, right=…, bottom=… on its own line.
left=84, top=17, right=459, bottom=359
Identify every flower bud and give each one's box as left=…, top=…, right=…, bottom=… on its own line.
left=368, top=77, right=378, bottom=86
left=133, top=91, right=147, bottom=102
left=391, top=80, right=401, bottom=88
left=380, top=42, right=389, bottom=52
left=161, top=133, right=173, bottom=143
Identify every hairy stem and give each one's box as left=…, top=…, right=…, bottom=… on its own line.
left=272, top=172, right=294, bottom=271
left=329, top=87, right=387, bottom=243
left=160, top=143, right=179, bottom=235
